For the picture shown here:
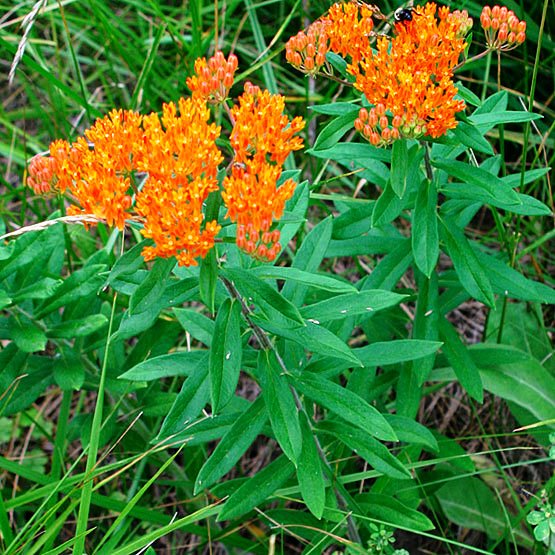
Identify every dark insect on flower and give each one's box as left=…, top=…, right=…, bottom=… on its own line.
left=394, top=7, right=413, bottom=23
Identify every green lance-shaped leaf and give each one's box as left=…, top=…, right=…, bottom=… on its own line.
left=359, top=238, right=412, bottom=291
left=209, top=299, right=242, bottom=413
left=300, top=290, right=406, bottom=322
left=258, top=351, right=302, bottom=465
left=222, top=268, right=305, bottom=326
left=119, top=351, right=208, bottom=381
left=312, top=111, right=359, bottom=151
left=173, top=308, right=215, bottom=346
left=282, top=216, right=333, bottom=306
left=129, top=257, right=174, bottom=315
left=433, top=158, right=521, bottom=207
left=297, top=412, right=326, bottom=519
left=384, top=414, right=438, bottom=452
left=473, top=249, right=555, bottom=304
left=251, top=266, right=356, bottom=295
left=412, top=271, right=439, bottom=386
left=290, top=372, right=397, bottom=442
left=107, top=240, right=146, bottom=288
left=47, top=314, right=108, bottom=339
left=218, top=455, right=294, bottom=521
left=157, top=357, right=210, bottom=439
left=412, top=179, right=439, bottom=277
left=390, top=139, right=409, bottom=198
left=194, top=397, right=268, bottom=494
left=35, top=263, right=106, bottom=318
left=469, top=110, right=542, bottom=128
left=355, top=339, right=442, bottom=367
left=440, top=216, right=494, bottom=306
left=199, top=248, right=218, bottom=315
left=438, top=317, right=483, bottom=402
left=254, top=316, right=362, bottom=367
left=372, top=180, right=405, bottom=227
left=451, top=121, right=493, bottom=155
left=356, top=493, right=435, bottom=531
left=318, top=420, right=410, bottom=479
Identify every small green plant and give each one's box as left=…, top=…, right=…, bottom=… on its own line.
left=527, top=488, right=555, bottom=553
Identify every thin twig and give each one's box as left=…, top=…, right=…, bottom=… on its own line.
left=0, top=214, right=102, bottom=241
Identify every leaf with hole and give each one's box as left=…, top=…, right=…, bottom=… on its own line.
left=301, top=290, right=406, bottom=321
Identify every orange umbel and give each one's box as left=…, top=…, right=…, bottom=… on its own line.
left=481, top=5, right=526, bottom=50
left=135, top=97, right=223, bottom=266
left=321, top=1, right=376, bottom=64
left=187, top=51, right=239, bottom=104
left=350, top=2, right=471, bottom=144
left=286, top=20, right=330, bottom=76
left=223, top=83, right=304, bottom=261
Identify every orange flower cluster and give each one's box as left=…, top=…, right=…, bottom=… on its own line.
left=285, top=2, right=376, bottom=75
left=320, top=2, right=376, bottom=64
left=350, top=3, right=471, bottom=144
left=27, top=52, right=305, bottom=266
left=135, top=97, right=223, bottom=267
left=187, top=51, right=238, bottom=103
left=286, top=20, right=330, bottom=76
left=28, top=110, right=143, bottom=229
left=286, top=2, right=476, bottom=145
left=222, top=82, right=304, bottom=261
left=481, top=5, right=526, bottom=50
left=27, top=100, right=223, bottom=266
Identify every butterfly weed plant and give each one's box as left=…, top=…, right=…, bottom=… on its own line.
left=1, top=1, right=554, bottom=553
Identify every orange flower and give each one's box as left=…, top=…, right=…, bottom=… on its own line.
left=29, top=111, right=142, bottom=228
left=27, top=97, right=223, bottom=266
left=286, top=20, right=330, bottom=76
left=62, top=109, right=143, bottom=228
left=481, top=5, right=526, bottom=50
left=27, top=153, right=57, bottom=194
left=223, top=83, right=304, bottom=261
left=187, top=51, right=239, bottom=104
left=135, top=97, right=223, bottom=266
left=321, top=1, right=376, bottom=64
left=230, top=82, right=304, bottom=166
left=350, top=2, right=470, bottom=144
left=222, top=159, right=295, bottom=262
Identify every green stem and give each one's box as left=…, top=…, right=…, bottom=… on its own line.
left=496, top=233, right=520, bottom=344
left=43, top=389, right=73, bottom=552
left=72, top=239, right=123, bottom=554
left=220, top=276, right=363, bottom=544
left=453, top=48, right=491, bottom=71
left=480, top=51, right=492, bottom=102
left=0, top=489, right=14, bottom=546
